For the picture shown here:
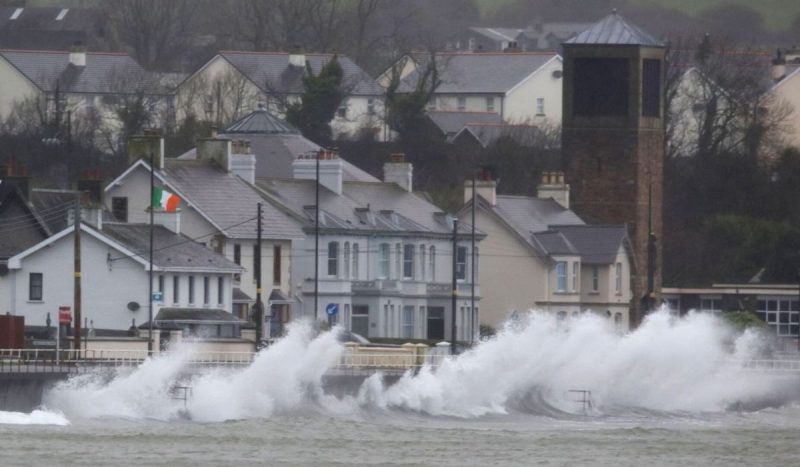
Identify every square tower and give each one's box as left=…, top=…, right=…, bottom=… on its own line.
left=562, top=12, right=666, bottom=325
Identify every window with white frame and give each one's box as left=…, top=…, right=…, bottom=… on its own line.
left=337, top=103, right=347, bottom=119
left=327, top=241, right=339, bottom=277
left=367, top=98, right=375, bottom=115
left=615, top=262, right=622, bottom=294
left=29, top=273, right=43, bottom=301
left=457, top=96, right=467, bottom=111
left=395, top=243, right=402, bottom=279
left=536, top=97, right=545, bottom=115
left=699, top=297, right=722, bottom=314
left=486, top=97, right=495, bottom=112
left=343, top=242, right=351, bottom=278
left=402, top=306, right=415, bottom=338
left=352, top=243, right=359, bottom=279
left=217, top=276, right=224, bottom=305
left=556, top=262, right=567, bottom=292
left=203, top=276, right=210, bottom=305
left=571, top=262, right=579, bottom=291
left=429, top=246, right=436, bottom=281
left=172, top=276, right=180, bottom=304
left=379, top=243, right=390, bottom=279
left=456, top=246, right=467, bottom=281
left=420, top=244, right=426, bottom=281
left=756, top=298, right=800, bottom=337
left=188, top=276, right=195, bottom=304
left=592, top=266, right=599, bottom=292
left=403, top=244, right=415, bottom=279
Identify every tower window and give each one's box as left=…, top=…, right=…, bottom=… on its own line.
left=642, top=59, right=661, bottom=117
left=573, top=58, right=629, bottom=117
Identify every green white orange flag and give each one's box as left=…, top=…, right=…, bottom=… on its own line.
left=152, top=187, right=180, bottom=212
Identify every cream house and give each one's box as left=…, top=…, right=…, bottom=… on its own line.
left=175, top=51, right=386, bottom=141
left=772, top=65, right=800, bottom=149
left=458, top=172, right=633, bottom=332
left=380, top=52, right=563, bottom=126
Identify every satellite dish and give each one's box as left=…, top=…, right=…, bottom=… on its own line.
left=127, top=301, right=140, bottom=312
left=552, top=70, right=563, bottom=79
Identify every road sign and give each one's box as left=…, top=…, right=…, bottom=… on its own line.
left=325, top=303, right=339, bottom=316
left=152, top=291, right=163, bottom=303
left=58, top=306, right=71, bottom=324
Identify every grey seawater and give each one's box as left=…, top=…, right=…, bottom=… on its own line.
left=2, top=408, right=800, bottom=466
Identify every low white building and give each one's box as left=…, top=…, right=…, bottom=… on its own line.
left=5, top=221, right=242, bottom=334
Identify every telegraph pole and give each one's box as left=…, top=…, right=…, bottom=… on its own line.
left=451, top=218, right=458, bottom=355
left=255, top=202, right=264, bottom=349
left=73, top=193, right=82, bottom=353
left=470, top=175, right=476, bottom=345
left=148, top=152, right=155, bottom=353
left=314, top=150, right=320, bottom=321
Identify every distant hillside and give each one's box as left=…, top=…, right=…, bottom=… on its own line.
left=476, top=0, right=800, bottom=31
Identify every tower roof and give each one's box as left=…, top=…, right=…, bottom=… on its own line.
left=224, top=104, right=300, bottom=135
left=566, top=11, right=664, bottom=47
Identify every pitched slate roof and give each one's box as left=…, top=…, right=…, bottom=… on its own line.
left=427, top=110, right=503, bottom=136
left=566, top=12, right=664, bottom=47
left=257, top=179, right=474, bottom=236
left=551, top=224, right=628, bottom=264
left=0, top=183, right=50, bottom=260
left=469, top=27, right=521, bottom=43
left=0, top=49, right=158, bottom=94
left=532, top=230, right=578, bottom=256
left=401, top=52, right=558, bottom=94
left=0, top=7, right=104, bottom=50
left=178, top=108, right=378, bottom=182
left=494, top=195, right=584, bottom=235
left=101, top=223, right=242, bottom=272
left=217, top=51, right=382, bottom=96
left=225, top=105, right=300, bottom=134
left=454, top=123, right=542, bottom=148
left=159, top=159, right=304, bottom=240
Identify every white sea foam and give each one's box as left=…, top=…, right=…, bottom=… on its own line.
left=41, top=310, right=792, bottom=421
left=0, top=409, right=70, bottom=425
left=358, top=309, right=783, bottom=417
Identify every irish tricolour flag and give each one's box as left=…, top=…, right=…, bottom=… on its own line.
left=152, top=187, right=180, bottom=212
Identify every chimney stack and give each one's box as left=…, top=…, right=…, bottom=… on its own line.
left=537, top=171, right=570, bottom=209
left=1, top=161, right=31, bottom=201
left=69, top=41, right=86, bottom=67
left=289, top=53, right=306, bottom=68
left=772, top=48, right=787, bottom=82
left=127, top=130, right=165, bottom=169
left=230, top=139, right=256, bottom=184
left=292, top=149, right=343, bottom=195
left=383, top=153, right=413, bottom=192
left=196, top=137, right=232, bottom=172
left=464, top=165, right=497, bottom=206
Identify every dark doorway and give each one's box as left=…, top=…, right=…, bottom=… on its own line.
left=427, top=307, right=445, bottom=340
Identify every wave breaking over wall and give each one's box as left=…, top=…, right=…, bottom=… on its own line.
left=41, top=311, right=796, bottom=422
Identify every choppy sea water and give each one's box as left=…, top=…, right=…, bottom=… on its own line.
left=2, top=409, right=800, bottom=466
left=2, top=311, right=800, bottom=466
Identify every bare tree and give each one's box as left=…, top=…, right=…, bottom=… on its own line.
left=107, top=0, right=195, bottom=71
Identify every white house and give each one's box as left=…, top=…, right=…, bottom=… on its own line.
left=5, top=221, right=242, bottom=334
left=255, top=152, right=484, bottom=343
left=458, top=172, right=633, bottom=332
left=175, top=51, right=386, bottom=140
left=380, top=52, right=563, bottom=126
left=103, top=133, right=305, bottom=337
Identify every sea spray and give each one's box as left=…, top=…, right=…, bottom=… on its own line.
left=358, top=309, right=784, bottom=416
left=187, top=321, right=345, bottom=421
left=43, top=346, right=194, bottom=420
left=0, top=409, right=70, bottom=426
left=42, top=321, right=346, bottom=421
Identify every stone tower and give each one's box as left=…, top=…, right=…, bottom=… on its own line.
left=561, top=12, right=665, bottom=325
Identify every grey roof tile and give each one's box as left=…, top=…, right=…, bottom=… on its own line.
left=427, top=110, right=503, bottom=135
left=494, top=195, right=584, bottom=235
left=402, top=52, right=558, bottom=94
left=159, top=159, right=304, bottom=240
left=224, top=105, right=300, bottom=134
left=566, top=12, right=665, bottom=47
left=0, top=184, right=50, bottom=259
left=101, top=222, right=242, bottom=271
left=219, top=51, right=382, bottom=96
left=550, top=224, right=628, bottom=264
left=532, top=230, right=578, bottom=256
left=0, top=49, right=160, bottom=94
left=456, top=123, right=542, bottom=148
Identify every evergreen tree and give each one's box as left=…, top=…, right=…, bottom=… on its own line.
left=285, top=56, right=345, bottom=144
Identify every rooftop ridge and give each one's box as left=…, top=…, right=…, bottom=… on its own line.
left=0, top=48, right=130, bottom=57
left=219, top=50, right=344, bottom=57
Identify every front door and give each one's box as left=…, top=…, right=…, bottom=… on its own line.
left=427, top=307, right=445, bottom=340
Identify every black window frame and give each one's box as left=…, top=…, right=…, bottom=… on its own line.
left=29, top=272, right=43, bottom=301
left=111, top=197, right=128, bottom=222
